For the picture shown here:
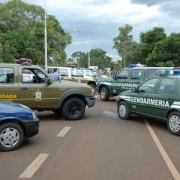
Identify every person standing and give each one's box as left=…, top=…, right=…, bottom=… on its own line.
left=50, top=68, right=62, bottom=81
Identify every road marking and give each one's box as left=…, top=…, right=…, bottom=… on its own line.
left=57, top=126, right=71, bottom=137
left=19, top=153, right=49, bottom=179
left=144, top=119, right=180, bottom=180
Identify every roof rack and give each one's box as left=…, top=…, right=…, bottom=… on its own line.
left=14, top=58, right=32, bottom=65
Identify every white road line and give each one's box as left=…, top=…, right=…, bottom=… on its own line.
left=19, top=153, right=49, bottom=179
left=57, top=126, right=71, bottom=137
left=144, top=119, right=180, bottom=180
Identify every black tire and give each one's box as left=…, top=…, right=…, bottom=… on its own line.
left=62, top=98, right=85, bottom=120
left=89, top=84, right=96, bottom=95
left=118, top=101, right=131, bottom=120
left=0, top=123, right=24, bottom=152
left=100, top=87, right=109, bottom=101
left=167, top=112, right=180, bottom=136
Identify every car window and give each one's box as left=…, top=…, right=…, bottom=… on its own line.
left=131, top=69, right=142, bottom=79
left=155, top=78, right=175, bottom=94
left=146, top=69, right=159, bottom=79
left=71, top=69, right=83, bottom=77
left=59, top=69, right=68, bottom=76
left=22, top=68, right=46, bottom=83
left=138, top=78, right=159, bottom=93
left=23, top=74, right=32, bottom=83
left=0, top=68, right=14, bottom=83
left=116, top=70, right=128, bottom=79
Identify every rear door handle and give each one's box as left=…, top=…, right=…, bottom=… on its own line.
left=20, top=87, right=28, bottom=90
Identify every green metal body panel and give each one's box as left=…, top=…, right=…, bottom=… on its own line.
left=97, top=67, right=174, bottom=98
left=116, top=75, right=180, bottom=122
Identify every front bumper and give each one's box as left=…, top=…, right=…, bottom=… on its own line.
left=85, top=97, right=96, bottom=107
left=21, top=117, right=39, bottom=138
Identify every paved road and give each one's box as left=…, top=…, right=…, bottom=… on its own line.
left=0, top=95, right=180, bottom=180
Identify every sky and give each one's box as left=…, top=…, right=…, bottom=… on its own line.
left=2, top=0, right=180, bottom=61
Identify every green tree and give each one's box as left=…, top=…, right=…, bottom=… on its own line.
left=72, top=51, right=86, bottom=67
left=113, top=24, right=134, bottom=67
left=146, top=33, right=180, bottom=66
left=89, top=48, right=112, bottom=69
left=0, top=0, right=72, bottom=65
left=139, top=27, right=166, bottom=65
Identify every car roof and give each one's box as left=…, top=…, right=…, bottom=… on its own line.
left=129, top=67, right=174, bottom=69
left=47, top=66, right=72, bottom=69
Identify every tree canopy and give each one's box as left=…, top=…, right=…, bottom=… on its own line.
left=112, top=24, right=180, bottom=68
left=0, top=0, right=72, bottom=65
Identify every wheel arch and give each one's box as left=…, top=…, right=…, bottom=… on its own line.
left=0, top=120, right=25, bottom=135
left=56, top=89, right=88, bottom=109
left=166, top=109, right=180, bottom=119
left=87, top=81, right=96, bottom=86
left=98, top=84, right=109, bottom=93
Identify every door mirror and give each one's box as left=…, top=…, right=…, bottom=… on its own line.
left=47, top=78, right=52, bottom=85
left=131, top=87, right=137, bottom=92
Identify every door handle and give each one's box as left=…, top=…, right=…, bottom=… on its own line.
left=20, top=87, right=28, bottom=90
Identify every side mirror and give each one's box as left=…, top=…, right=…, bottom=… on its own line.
left=113, top=75, right=117, bottom=80
left=131, top=87, right=137, bottom=92
left=47, top=78, right=52, bottom=85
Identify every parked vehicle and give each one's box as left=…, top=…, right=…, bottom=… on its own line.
left=0, top=63, right=95, bottom=120
left=0, top=101, right=39, bottom=151
left=46, top=67, right=98, bottom=95
left=96, top=67, right=174, bottom=101
left=116, top=69, right=180, bottom=136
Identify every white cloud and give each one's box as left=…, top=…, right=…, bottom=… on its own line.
left=2, top=0, right=180, bottom=61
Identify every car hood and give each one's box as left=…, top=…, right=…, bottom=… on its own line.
left=57, top=80, right=91, bottom=87
left=98, top=77, right=113, bottom=82
left=0, top=100, right=30, bottom=109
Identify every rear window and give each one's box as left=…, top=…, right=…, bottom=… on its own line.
left=0, top=68, right=14, bottom=83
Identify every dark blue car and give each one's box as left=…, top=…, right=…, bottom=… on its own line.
left=0, top=101, right=39, bottom=151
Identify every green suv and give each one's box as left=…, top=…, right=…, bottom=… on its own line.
left=116, top=69, right=180, bottom=135
left=97, top=67, right=174, bottom=101
left=0, top=63, right=96, bottom=120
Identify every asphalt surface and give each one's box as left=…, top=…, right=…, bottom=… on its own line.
left=0, top=95, right=180, bottom=180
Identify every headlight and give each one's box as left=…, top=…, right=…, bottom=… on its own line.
left=32, top=112, right=38, bottom=119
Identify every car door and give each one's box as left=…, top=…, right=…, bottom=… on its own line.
left=70, top=69, right=84, bottom=83
left=130, top=77, right=160, bottom=115
left=18, top=67, right=58, bottom=108
left=149, top=78, right=176, bottom=120
left=128, top=69, right=144, bottom=87
left=112, top=69, right=132, bottom=94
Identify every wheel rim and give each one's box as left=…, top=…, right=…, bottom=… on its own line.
left=0, top=127, right=20, bottom=147
left=119, top=104, right=126, bottom=118
left=169, top=115, right=180, bottom=132
left=100, top=90, right=105, bottom=99
left=68, top=103, right=80, bottom=115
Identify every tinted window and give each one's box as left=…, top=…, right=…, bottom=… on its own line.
left=116, top=70, right=128, bottom=79
left=138, top=78, right=159, bottom=93
left=155, top=78, right=175, bottom=94
left=131, top=69, right=142, bottom=79
left=146, top=69, right=159, bottom=79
